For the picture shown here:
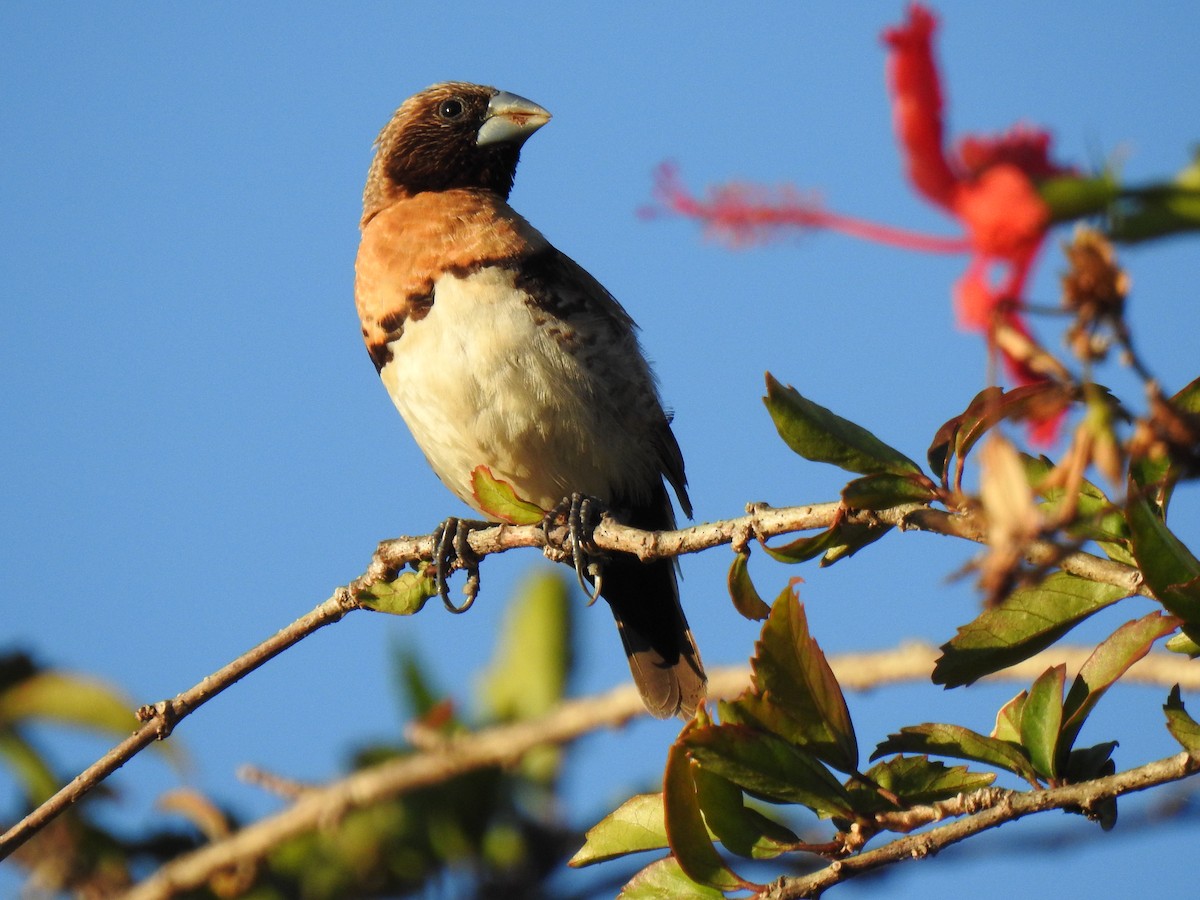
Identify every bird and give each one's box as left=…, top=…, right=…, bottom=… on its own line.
left=354, top=82, right=705, bottom=719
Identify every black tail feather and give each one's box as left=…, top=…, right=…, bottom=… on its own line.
left=601, top=549, right=706, bottom=719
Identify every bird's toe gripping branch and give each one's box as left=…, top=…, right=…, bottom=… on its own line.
left=544, top=493, right=607, bottom=605
left=432, top=517, right=487, bottom=613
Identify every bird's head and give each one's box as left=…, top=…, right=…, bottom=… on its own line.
left=364, top=82, right=551, bottom=212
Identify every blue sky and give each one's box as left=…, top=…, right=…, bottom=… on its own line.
left=2, top=2, right=1197, bottom=896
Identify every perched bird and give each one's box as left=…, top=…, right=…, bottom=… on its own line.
left=354, top=82, right=705, bottom=718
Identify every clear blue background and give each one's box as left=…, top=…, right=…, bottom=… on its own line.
left=2, top=2, right=1197, bottom=896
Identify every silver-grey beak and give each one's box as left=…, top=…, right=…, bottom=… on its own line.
left=476, top=90, right=551, bottom=147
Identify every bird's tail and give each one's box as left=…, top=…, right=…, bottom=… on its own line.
left=602, top=553, right=706, bottom=719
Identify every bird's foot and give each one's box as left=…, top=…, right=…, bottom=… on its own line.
left=544, top=493, right=607, bottom=605
left=432, top=517, right=487, bottom=613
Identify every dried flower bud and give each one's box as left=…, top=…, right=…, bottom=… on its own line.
left=1132, top=384, right=1200, bottom=481
left=1061, top=225, right=1130, bottom=318
left=977, top=434, right=1042, bottom=605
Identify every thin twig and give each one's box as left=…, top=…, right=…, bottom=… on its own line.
left=760, top=752, right=1200, bottom=899
left=0, top=591, right=357, bottom=858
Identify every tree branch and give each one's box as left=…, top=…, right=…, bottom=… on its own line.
left=0, top=591, right=358, bottom=859
left=0, top=499, right=1153, bottom=861
left=761, top=752, right=1200, bottom=899
left=369, top=501, right=1148, bottom=599
left=115, top=642, right=1198, bottom=899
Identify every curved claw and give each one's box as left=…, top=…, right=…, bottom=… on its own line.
left=432, top=518, right=482, bottom=614
left=564, top=493, right=605, bottom=605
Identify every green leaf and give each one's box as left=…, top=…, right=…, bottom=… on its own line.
left=872, top=724, right=1040, bottom=785
left=359, top=569, right=438, bottom=615
left=1126, top=494, right=1200, bottom=625
left=1060, top=612, right=1182, bottom=753
left=840, top=472, right=936, bottom=510
left=571, top=793, right=669, bottom=867
left=760, top=520, right=891, bottom=567
left=1108, top=153, right=1200, bottom=242
left=741, top=586, right=857, bottom=771
left=618, top=857, right=727, bottom=900
left=1165, top=632, right=1200, bottom=657
left=1039, top=173, right=1121, bottom=222
left=664, top=725, right=748, bottom=891
left=0, top=670, right=137, bottom=736
left=764, top=373, right=921, bottom=476
left=470, top=465, right=545, bottom=525
left=992, top=691, right=1027, bottom=744
left=1164, top=685, right=1200, bottom=755
left=0, top=729, right=59, bottom=805
left=760, top=529, right=837, bottom=565
left=847, top=756, right=995, bottom=815
left=693, top=767, right=798, bottom=860
left=477, top=570, right=572, bottom=723
left=390, top=641, right=444, bottom=720
left=726, top=553, right=770, bottom=621
left=818, top=522, right=891, bottom=566
left=685, top=724, right=855, bottom=819
left=1020, top=665, right=1065, bottom=781
left=934, top=573, right=1131, bottom=687
left=1021, top=454, right=1132, bottom=562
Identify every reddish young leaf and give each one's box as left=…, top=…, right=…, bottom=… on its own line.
left=992, top=691, right=1027, bottom=744
left=1060, top=611, right=1183, bottom=752
left=470, top=465, right=545, bottom=525
left=927, top=384, right=1077, bottom=490
left=743, top=586, right=858, bottom=771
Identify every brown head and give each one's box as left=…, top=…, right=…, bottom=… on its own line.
left=362, top=82, right=551, bottom=220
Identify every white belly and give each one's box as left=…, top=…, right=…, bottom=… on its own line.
left=379, top=267, right=642, bottom=516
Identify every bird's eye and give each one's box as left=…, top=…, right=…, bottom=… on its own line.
left=439, top=98, right=464, bottom=119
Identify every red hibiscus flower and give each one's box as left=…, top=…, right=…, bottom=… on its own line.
left=651, top=3, right=1078, bottom=443
left=884, top=4, right=1071, bottom=392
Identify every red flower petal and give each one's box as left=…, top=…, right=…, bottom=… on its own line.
left=953, top=164, right=1049, bottom=261
left=952, top=259, right=995, bottom=331
left=955, top=125, right=1072, bottom=180
left=883, top=4, right=959, bottom=210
